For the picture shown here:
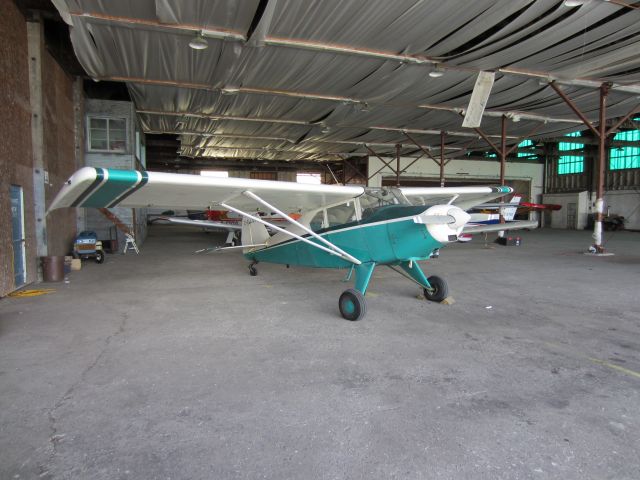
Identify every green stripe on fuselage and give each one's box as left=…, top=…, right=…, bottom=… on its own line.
left=81, top=169, right=140, bottom=207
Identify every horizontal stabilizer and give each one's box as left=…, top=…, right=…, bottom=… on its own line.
left=161, top=217, right=241, bottom=231
left=463, top=220, right=538, bottom=235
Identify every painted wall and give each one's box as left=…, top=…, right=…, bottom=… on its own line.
left=0, top=0, right=35, bottom=296
left=83, top=99, right=147, bottom=245
left=605, top=190, right=640, bottom=230
left=542, top=191, right=589, bottom=230
left=543, top=190, right=640, bottom=230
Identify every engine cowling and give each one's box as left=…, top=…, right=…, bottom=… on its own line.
left=421, top=204, right=470, bottom=244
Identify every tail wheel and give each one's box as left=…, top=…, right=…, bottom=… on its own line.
left=423, top=275, right=448, bottom=302
left=339, top=289, right=366, bottom=321
left=95, top=251, right=105, bottom=264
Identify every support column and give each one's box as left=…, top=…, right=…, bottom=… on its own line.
left=500, top=115, right=507, bottom=186
left=27, top=20, right=47, bottom=279
left=395, top=144, right=401, bottom=187
left=594, top=85, right=609, bottom=253
left=440, top=131, right=445, bottom=187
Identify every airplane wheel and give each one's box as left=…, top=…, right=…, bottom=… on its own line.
left=339, top=288, right=366, bottom=321
left=249, top=264, right=257, bottom=276
left=424, top=275, right=448, bottom=302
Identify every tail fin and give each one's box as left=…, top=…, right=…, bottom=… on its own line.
left=500, top=194, right=522, bottom=221
left=241, top=216, right=270, bottom=253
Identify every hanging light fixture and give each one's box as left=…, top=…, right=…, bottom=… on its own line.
left=189, top=31, right=208, bottom=50
left=563, top=0, right=591, bottom=6
left=429, top=64, right=445, bottom=78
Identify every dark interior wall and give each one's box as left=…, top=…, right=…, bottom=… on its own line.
left=42, top=42, right=78, bottom=256
left=0, top=0, right=35, bottom=296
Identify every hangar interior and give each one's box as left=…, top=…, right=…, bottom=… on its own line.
left=1, top=1, right=639, bottom=479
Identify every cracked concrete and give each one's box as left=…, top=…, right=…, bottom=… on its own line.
left=1, top=226, right=639, bottom=479
left=38, top=312, right=129, bottom=479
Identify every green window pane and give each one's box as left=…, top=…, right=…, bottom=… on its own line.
left=610, top=129, right=640, bottom=170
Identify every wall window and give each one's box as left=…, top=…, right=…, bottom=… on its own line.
left=88, top=117, right=126, bottom=152
left=609, top=128, right=640, bottom=170
left=297, top=173, right=322, bottom=184
left=517, top=139, right=537, bottom=160
left=558, top=131, right=584, bottom=175
left=201, top=170, right=229, bottom=177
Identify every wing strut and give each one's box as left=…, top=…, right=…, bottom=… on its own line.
left=241, top=190, right=362, bottom=265
left=219, top=201, right=362, bottom=265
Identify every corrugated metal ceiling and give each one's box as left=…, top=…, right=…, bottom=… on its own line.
left=54, top=0, right=640, bottom=162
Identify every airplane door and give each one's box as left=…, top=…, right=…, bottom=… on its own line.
left=10, top=185, right=27, bottom=287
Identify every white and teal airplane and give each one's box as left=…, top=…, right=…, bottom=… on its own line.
left=49, top=167, right=536, bottom=321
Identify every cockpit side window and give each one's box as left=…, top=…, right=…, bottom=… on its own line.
left=326, top=202, right=356, bottom=226
left=309, top=209, right=326, bottom=232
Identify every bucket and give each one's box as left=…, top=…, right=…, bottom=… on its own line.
left=42, top=256, right=65, bottom=282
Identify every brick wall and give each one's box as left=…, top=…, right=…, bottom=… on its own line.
left=0, top=1, right=35, bottom=296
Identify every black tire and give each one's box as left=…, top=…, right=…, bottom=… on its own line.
left=95, top=251, right=105, bottom=264
left=339, top=288, right=366, bottom=321
left=423, top=275, right=448, bottom=302
left=249, top=264, right=257, bottom=276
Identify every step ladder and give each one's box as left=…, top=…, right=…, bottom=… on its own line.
left=123, top=233, right=139, bottom=254
left=98, top=208, right=139, bottom=254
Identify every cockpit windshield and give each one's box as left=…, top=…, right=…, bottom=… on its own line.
left=359, top=188, right=411, bottom=219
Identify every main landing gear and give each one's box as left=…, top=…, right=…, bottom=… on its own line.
left=422, top=275, right=448, bottom=302
left=248, top=260, right=258, bottom=276
left=338, top=262, right=376, bottom=321
left=399, top=261, right=449, bottom=303
left=339, top=289, right=366, bottom=321
left=337, top=260, right=449, bottom=322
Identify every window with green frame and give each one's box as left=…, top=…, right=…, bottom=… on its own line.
left=516, top=139, right=537, bottom=160
left=558, top=131, right=584, bottom=174
left=609, top=127, right=640, bottom=170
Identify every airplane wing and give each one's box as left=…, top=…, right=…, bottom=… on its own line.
left=462, top=220, right=538, bottom=234
left=48, top=167, right=365, bottom=213
left=400, top=186, right=513, bottom=211
left=159, top=217, right=242, bottom=231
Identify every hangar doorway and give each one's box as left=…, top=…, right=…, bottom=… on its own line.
left=10, top=185, right=26, bottom=288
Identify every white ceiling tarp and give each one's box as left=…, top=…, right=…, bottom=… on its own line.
left=56, top=0, right=640, bottom=162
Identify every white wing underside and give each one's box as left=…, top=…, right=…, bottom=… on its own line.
left=400, top=186, right=512, bottom=210
left=49, top=167, right=513, bottom=214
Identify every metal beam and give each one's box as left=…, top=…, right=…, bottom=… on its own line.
left=69, top=11, right=247, bottom=41
left=505, top=122, right=546, bottom=156
left=440, top=131, right=445, bottom=187
left=264, top=36, right=640, bottom=95
left=606, top=104, right=640, bottom=136
left=395, top=144, right=401, bottom=187
left=549, top=82, right=601, bottom=137
left=500, top=115, right=507, bottom=186
left=73, top=8, right=640, bottom=94
left=594, top=85, right=610, bottom=253
left=403, top=131, right=440, bottom=165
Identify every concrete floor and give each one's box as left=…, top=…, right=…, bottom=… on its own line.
left=1, top=226, right=639, bottom=480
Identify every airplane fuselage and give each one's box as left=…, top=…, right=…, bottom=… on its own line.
left=244, top=205, right=444, bottom=269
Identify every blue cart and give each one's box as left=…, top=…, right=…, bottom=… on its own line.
left=72, top=231, right=105, bottom=264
